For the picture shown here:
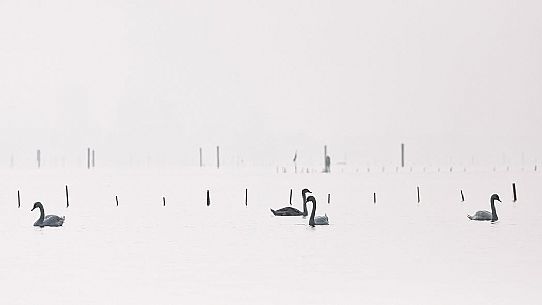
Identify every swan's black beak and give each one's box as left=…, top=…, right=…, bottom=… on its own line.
left=31, top=206, right=36, bottom=211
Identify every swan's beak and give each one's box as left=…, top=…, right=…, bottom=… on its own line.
left=31, top=206, right=36, bottom=211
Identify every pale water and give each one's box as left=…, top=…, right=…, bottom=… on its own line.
left=1, top=169, right=540, bottom=304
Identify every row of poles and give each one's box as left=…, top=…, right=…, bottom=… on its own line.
left=16, top=182, right=518, bottom=209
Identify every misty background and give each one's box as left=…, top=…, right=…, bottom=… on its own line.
left=1, top=0, right=541, bottom=169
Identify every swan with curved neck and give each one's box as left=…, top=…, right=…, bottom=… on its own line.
left=271, top=189, right=311, bottom=216
left=31, top=202, right=65, bottom=227
left=307, top=195, right=329, bottom=226
left=467, top=194, right=501, bottom=222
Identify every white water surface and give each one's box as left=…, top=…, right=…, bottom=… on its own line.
left=1, top=168, right=540, bottom=304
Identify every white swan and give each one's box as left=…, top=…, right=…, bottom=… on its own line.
left=31, top=202, right=65, bottom=227
left=307, top=196, right=329, bottom=226
left=467, top=194, right=501, bottom=222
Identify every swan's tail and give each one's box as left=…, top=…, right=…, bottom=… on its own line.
left=467, top=214, right=473, bottom=220
left=270, top=209, right=277, bottom=216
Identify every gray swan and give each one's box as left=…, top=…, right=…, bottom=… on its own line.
left=31, top=202, right=65, bottom=227
left=467, top=194, right=501, bottom=222
left=271, top=189, right=311, bottom=216
left=307, top=195, right=329, bottom=226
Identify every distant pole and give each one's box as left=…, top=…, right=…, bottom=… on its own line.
left=417, top=186, right=420, bottom=203
left=245, top=188, right=248, bottom=206
left=65, top=185, right=69, bottom=208
left=37, top=149, right=41, bottom=168
left=199, top=147, right=203, bottom=167
left=87, top=148, right=90, bottom=169
left=460, top=190, right=465, bottom=202
left=163, top=196, right=166, bottom=206
left=17, top=190, right=20, bottom=208
left=216, top=146, right=220, bottom=169
left=289, top=189, right=293, bottom=205
left=512, top=183, right=517, bottom=202
left=116, top=195, right=119, bottom=206
left=401, top=143, right=405, bottom=168
left=92, top=150, right=95, bottom=168
left=373, top=192, right=376, bottom=204
left=327, top=194, right=330, bottom=204
left=207, top=190, right=211, bottom=206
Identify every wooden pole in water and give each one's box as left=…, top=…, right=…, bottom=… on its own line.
left=373, top=192, right=376, bottom=204
left=216, top=146, right=220, bottom=169
left=207, top=190, right=211, bottom=206
left=65, top=185, right=69, bottom=208
left=328, top=193, right=330, bottom=204
left=92, top=149, right=95, bottom=168
left=289, top=189, right=293, bottom=205
left=401, top=143, right=405, bottom=168
left=199, top=147, right=203, bottom=167
left=461, top=190, right=465, bottom=202
left=512, top=183, right=517, bottom=202
left=17, top=190, right=20, bottom=208
left=417, top=186, right=420, bottom=203
left=37, top=149, right=41, bottom=168
left=87, top=148, right=90, bottom=169
left=245, top=188, right=248, bottom=206
left=163, top=196, right=166, bottom=206
left=116, top=195, right=119, bottom=206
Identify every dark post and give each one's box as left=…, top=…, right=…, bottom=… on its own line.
left=461, top=190, right=465, bottom=202
left=401, top=143, right=405, bottom=168
left=163, top=196, right=166, bottom=206
left=373, top=192, right=376, bottom=204
left=512, top=183, right=517, bottom=202
left=417, top=186, right=420, bottom=203
left=116, top=195, right=119, bottom=206
left=328, top=193, right=330, bottom=204
left=216, top=146, right=220, bottom=169
left=65, top=185, right=69, bottom=208
left=37, top=149, right=41, bottom=168
left=289, top=189, right=293, bottom=205
left=87, top=147, right=90, bottom=169
left=245, top=188, right=248, bottom=206
left=199, top=147, right=203, bottom=167
left=17, top=190, right=20, bottom=208
left=207, top=190, right=211, bottom=206
left=92, top=150, right=95, bottom=168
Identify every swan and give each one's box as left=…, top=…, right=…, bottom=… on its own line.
left=307, top=196, right=329, bottom=226
left=270, top=189, right=311, bottom=216
left=31, top=202, right=65, bottom=227
left=467, top=194, right=501, bottom=222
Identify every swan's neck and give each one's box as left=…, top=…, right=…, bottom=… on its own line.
left=490, top=200, right=498, bottom=221
left=37, top=205, right=45, bottom=223
left=302, top=193, right=308, bottom=216
left=309, top=201, right=316, bottom=226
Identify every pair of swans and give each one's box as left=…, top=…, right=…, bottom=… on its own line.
left=467, top=194, right=501, bottom=222
left=31, top=202, right=65, bottom=227
left=271, top=189, right=329, bottom=226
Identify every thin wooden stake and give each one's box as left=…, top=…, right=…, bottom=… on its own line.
left=65, top=185, right=69, bottom=208
left=512, top=183, right=517, bottom=202
left=245, top=188, right=248, bottom=206
left=163, top=196, right=166, bottom=206
left=461, top=190, right=465, bottom=202
left=207, top=190, right=211, bottom=206
left=417, top=186, right=420, bottom=203
left=17, top=190, right=21, bottom=208
left=116, top=195, right=119, bottom=206
left=328, top=193, right=330, bottom=204
left=373, top=192, right=376, bottom=204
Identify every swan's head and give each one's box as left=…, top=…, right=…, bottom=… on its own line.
left=31, top=202, right=42, bottom=211
left=491, top=194, right=501, bottom=202
left=306, top=195, right=316, bottom=204
left=302, top=188, right=311, bottom=197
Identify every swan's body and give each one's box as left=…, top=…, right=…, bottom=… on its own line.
left=271, top=189, right=310, bottom=216
left=31, top=202, right=65, bottom=227
left=467, top=194, right=501, bottom=222
left=307, top=196, right=329, bottom=226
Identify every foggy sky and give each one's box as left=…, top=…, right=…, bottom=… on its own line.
left=1, top=1, right=541, bottom=168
